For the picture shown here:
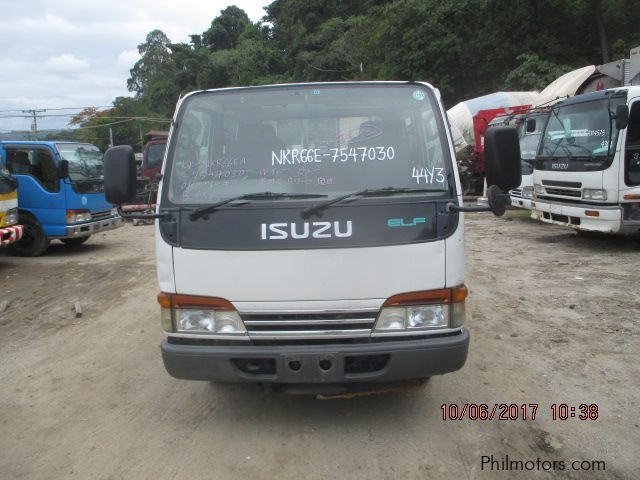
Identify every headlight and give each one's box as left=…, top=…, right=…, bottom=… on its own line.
left=4, top=208, right=18, bottom=226
left=158, top=293, right=247, bottom=336
left=374, top=286, right=467, bottom=333
left=375, top=305, right=449, bottom=331
left=534, top=184, right=545, bottom=196
left=176, top=309, right=216, bottom=332
left=110, top=207, right=118, bottom=216
left=582, top=189, right=607, bottom=201
left=174, top=309, right=245, bottom=333
left=66, top=209, right=92, bottom=224
left=521, top=186, right=534, bottom=198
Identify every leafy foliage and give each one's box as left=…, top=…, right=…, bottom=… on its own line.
left=501, top=54, right=572, bottom=91
left=70, top=0, right=640, bottom=149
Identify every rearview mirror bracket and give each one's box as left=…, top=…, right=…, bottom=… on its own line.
left=446, top=185, right=510, bottom=216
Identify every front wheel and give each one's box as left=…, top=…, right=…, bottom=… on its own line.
left=11, top=215, right=50, bottom=257
left=61, top=236, right=91, bottom=246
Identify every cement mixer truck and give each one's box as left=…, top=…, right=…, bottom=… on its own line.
left=447, top=92, right=537, bottom=194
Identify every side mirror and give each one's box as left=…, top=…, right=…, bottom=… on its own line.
left=485, top=126, right=522, bottom=191
left=58, top=159, right=69, bottom=179
left=104, top=145, right=137, bottom=204
left=484, top=126, right=522, bottom=216
left=615, top=104, right=629, bottom=130
left=526, top=118, right=536, bottom=133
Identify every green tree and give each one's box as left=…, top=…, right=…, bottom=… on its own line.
left=202, top=6, right=251, bottom=51
left=127, top=30, right=174, bottom=95
left=501, top=54, right=572, bottom=90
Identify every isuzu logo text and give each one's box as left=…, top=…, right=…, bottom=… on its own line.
left=261, top=221, right=353, bottom=240
left=551, top=162, right=569, bottom=170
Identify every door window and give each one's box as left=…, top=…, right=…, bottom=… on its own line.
left=6, top=148, right=59, bottom=192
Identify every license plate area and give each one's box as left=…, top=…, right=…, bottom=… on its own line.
left=278, top=353, right=343, bottom=383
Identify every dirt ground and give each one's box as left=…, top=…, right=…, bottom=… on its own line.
left=0, top=211, right=638, bottom=479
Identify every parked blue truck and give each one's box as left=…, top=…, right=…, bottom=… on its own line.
left=0, top=141, right=123, bottom=256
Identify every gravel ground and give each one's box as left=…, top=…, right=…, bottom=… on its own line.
left=0, top=211, right=638, bottom=479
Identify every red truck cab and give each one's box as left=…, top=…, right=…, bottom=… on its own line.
left=140, top=131, right=168, bottom=181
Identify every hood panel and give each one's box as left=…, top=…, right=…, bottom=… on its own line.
left=172, top=241, right=446, bottom=302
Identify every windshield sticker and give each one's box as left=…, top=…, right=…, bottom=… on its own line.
left=412, top=167, right=445, bottom=184
left=412, top=90, right=426, bottom=101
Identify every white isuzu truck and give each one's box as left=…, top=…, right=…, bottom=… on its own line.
left=530, top=87, right=640, bottom=234
left=104, top=82, right=520, bottom=393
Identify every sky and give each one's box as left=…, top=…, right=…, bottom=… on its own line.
left=0, top=0, right=271, bottom=132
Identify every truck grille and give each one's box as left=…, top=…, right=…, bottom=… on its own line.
left=510, top=188, right=522, bottom=197
left=242, top=310, right=378, bottom=340
left=91, top=210, right=114, bottom=221
left=544, top=187, right=581, bottom=198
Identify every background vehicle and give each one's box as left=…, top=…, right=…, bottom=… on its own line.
left=104, top=82, right=520, bottom=393
left=0, top=141, right=123, bottom=256
left=507, top=110, right=549, bottom=209
left=530, top=87, right=640, bottom=234
left=0, top=160, right=23, bottom=248
left=448, top=96, right=533, bottom=195
left=140, top=130, right=168, bottom=181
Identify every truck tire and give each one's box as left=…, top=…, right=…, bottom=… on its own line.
left=61, top=236, right=90, bottom=246
left=11, top=215, right=50, bottom=257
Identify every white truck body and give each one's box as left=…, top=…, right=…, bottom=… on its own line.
left=531, top=86, right=640, bottom=234
left=153, top=82, right=472, bottom=386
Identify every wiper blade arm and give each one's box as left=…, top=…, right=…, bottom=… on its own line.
left=301, top=187, right=442, bottom=218
left=189, top=192, right=327, bottom=221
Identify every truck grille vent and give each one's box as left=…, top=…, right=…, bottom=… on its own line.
left=544, top=187, right=582, bottom=198
left=542, top=180, right=582, bottom=188
left=241, top=310, right=377, bottom=340
left=91, top=210, right=114, bottom=221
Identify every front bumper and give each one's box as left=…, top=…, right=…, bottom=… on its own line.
left=161, top=330, right=469, bottom=384
left=531, top=198, right=622, bottom=233
left=62, top=216, right=124, bottom=239
left=510, top=195, right=533, bottom=210
left=0, top=224, right=24, bottom=247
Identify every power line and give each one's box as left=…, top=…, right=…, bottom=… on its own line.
left=22, top=109, right=46, bottom=135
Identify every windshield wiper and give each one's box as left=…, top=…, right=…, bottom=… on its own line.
left=76, top=175, right=103, bottom=182
left=301, top=187, right=444, bottom=218
left=564, top=141, right=595, bottom=157
left=544, top=138, right=575, bottom=159
left=189, top=192, right=328, bottom=221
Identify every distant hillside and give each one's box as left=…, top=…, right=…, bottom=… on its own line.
left=0, top=129, right=77, bottom=141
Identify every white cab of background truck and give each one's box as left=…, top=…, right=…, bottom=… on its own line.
left=531, top=87, right=640, bottom=234
left=104, top=82, right=520, bottom=393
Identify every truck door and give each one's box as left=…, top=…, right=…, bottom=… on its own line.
left=624, top=101, right=640, bottom=186
left=5, top=145, right=66, bottom=236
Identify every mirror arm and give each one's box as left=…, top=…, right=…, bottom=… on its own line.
left=446, top=186, right=512, bottom=216
left=446, top=202, right=492, bottom=213
left=116, top=206, right=170, bottom=220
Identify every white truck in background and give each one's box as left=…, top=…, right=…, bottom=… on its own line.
left=530, top=86, right=640, bottom=234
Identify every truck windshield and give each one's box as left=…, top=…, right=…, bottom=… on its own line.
left=538, top=98, right=624, bottom=159
left=166, top=84, right=453, bottom=205
left=520, top=133, right=542, bottom=161
left=56, top=143, right=104, bottom=179
left=147, top=142, right=166, bottom=169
